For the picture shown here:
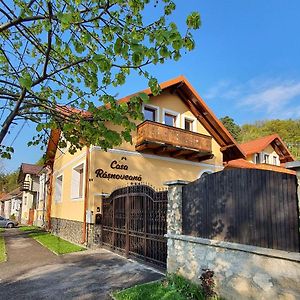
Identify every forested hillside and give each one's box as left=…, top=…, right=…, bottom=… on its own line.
left=220, top=117, right=300, bottom=160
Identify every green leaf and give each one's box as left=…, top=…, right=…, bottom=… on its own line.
left=138, top=93, right=149, bottom=103
left=19, top=73, right=32, bottom=89
left=186, top=12, right=201, bottom=29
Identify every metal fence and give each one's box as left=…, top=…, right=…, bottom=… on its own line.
left=182, top=169, right=299, bottom=252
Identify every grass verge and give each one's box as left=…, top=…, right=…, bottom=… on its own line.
left=29, top=231, right=86, bottom=255
left=19, top=226, right=42, bottom=232
left=0, top=228, right=5, bottom=233
left=0, top=235, right=6, bottom=263
left=113, top=274, right=223, bottom=300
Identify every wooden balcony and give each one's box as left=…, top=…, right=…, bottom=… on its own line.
left=20, top=180, right=31, bottom=191
left=136, top=121, right=213, bottom=161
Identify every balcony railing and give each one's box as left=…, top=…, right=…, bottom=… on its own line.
left=20, top=180, right=31, bottom=191
left=136, top=120, right=213, bottom=161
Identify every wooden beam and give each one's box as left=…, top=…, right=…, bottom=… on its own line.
left=172, top=149, right=193, bottom=158
left=198, top=154, right=214, bottom=162
left=220, top=144, right=236, bottom=152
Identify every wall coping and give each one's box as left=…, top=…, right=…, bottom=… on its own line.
left=164, top=180, right=190, bottom=186
left=166, top=233, right=300, bottom=263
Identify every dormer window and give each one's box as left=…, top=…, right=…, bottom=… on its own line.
left=273, top=156, right=277, bottom=166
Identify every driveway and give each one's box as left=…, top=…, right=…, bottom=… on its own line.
left=0, top=229, right=163, bottom=299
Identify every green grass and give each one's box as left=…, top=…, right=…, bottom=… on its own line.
left=0, top=228, right=5, bottom=233
left=19, top=225, right=41, bottom=232
left=113, top=274, right=214, bottom=300
left=29, top=231, right=86, bottom=255
left=0, top=235, right=6, bottom=263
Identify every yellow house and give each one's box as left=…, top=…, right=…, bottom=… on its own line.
left=45, top=76, right=245, bottom=245
left=225, top=134, right=295, bottom=174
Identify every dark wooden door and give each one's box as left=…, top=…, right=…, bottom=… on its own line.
left=102, top=185, right=168, bottom=268
left=28, top=208, right=34, bottom=225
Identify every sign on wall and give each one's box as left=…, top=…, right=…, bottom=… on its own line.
left=95, top=157, right=142, bottom=182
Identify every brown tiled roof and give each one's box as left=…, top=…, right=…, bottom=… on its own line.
left=20, top=163, right=43, bottom=175
left=225, top=159, right=296, bottom=175
left=239, top=134, right=294, bottom=163
left=0, top=192, right=10, bottom=201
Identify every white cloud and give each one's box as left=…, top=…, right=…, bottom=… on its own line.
left=203, top=77, right=300, bottom=119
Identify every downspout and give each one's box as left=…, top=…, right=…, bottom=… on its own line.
left=82, top=146, right=90, bottom=244
left=45, top=165, right=53, bottom=231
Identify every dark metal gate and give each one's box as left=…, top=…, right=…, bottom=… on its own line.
left=102, top=184, right=168, bottom=268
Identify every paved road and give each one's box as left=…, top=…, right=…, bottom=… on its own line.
left=0, top=228, right=163, bottom=299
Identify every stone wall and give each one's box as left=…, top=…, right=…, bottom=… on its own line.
left=167, top=234, right=300, bottom=300
left=165, top=180, right=300, bottom=300
left=86, top=223, right=102, bottom=248
left=50, top=217, right=83, bottom=245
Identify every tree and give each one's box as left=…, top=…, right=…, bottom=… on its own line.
left=0, top=0, right=201, bottom=158
left=240, top=119, right=300, bottom=160
left=0, top=170, right=19, bottom=192
left=220, top=116, right=241, bottom=141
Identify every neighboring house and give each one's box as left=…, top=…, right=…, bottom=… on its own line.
left=45, top=75, right=246, bottom=244
left=18, top=163, right=43, bottom=224
left=0, top=192, right=9, bottom=216
left=9, top=187, right=22, bottom=222
left=34, top=167, right=49, bottom=227
left=225, top=134, right=295, bottom=174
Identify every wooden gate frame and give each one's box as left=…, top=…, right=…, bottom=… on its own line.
left=101, top=184, right=168, bottom=267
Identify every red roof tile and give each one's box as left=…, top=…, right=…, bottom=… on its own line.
left=225, top=159, right=296, bottom=175
left=239, top=134, right=294, bottom=163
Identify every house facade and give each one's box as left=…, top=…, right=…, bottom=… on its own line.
left=45, top=76, right=245, bottom=244
left=225, top=134, right=295, bottom=174
left=18, top=163, right=43, bottom=224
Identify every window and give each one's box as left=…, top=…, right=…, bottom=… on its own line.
left=184, top=119, right=193, bottom=131
left=55, top=175, right=63, bottom=202
left=255, top=153, right=260, bottom=164
left=273, top=156, right=277, bottom=166
left=144, top=106, right=156, bottom=121
left=71, top=163, right=84, bottom=199
left=263, top=154, right=269, bottom=164
left=143, top=104, right=159, bottom=122
left=164, top=113, right=176, bottom=126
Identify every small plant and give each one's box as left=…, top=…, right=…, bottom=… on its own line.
left=10, top=214, right=15, bottom=220
left=200, top=269, right=216, bottom=299
left=165, top=273, right=204, bottom=300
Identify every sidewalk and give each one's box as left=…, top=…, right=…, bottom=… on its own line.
left=0, top=228, right=163, bottom=299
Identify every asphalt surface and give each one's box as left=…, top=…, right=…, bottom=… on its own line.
left=0, top=228, right=163, bottom=299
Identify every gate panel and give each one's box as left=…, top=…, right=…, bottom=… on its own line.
left=102, top=185, right=167, bottom=267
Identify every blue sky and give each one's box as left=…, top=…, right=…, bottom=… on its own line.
left=1, top=0, right=300, bottom=172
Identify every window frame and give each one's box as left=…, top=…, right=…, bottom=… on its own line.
left=142, top=104, right=160, bottom=122
left=71, top=162, right=85, bottom=201
left=263, top=153, right=270, bottom=164
left=55, top=174, right=63, bottom=203
left=181, top=115, right=196, bottom=132
left=162, top=108, right=180, bottom=128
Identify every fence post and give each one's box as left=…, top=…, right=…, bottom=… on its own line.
left=164, top=180, right=189, bottom=235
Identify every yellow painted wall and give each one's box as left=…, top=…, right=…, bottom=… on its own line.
left=89, top=148, right=222, bottom=215
left=50, top=91, right=226, bottom=222
left=246, top=145, right=280, bottom=165
left=51, top=147, right=86, bottom=222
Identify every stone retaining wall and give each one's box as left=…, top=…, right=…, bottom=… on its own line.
left=164, top=180, right=300, bottom=300
left=167, top=234, right=300, bottom=300
left=50, top=217, right=83, bottom=245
